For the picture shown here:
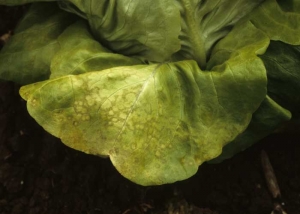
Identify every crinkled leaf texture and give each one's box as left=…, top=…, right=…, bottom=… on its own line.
left=0, top=3, right=77, bottom=84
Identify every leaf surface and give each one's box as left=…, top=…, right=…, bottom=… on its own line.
left=20, top=53, right=267, bottom=185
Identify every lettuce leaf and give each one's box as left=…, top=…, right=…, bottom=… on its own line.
left=20, top=55, right=267, bottom=185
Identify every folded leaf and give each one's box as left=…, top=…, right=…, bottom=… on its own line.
left=50, top=20, right=143, bottom=78
left=0, top=3, right=77, bottom=84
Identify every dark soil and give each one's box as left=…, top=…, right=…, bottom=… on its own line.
left=0, top=5, right=300, bottom=214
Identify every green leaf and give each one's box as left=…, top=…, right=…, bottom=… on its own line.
left=172, top=0, right=264, bottom=68
left=210, top=96, right=291, bottom=163
left=249, top=0, right=300, bottom=45
left=20, top=51, right=267, bottom=185
left=260, top=41, right=300, bottom=118
left=58, top=0, right=181, bottom=62
left=0, top=3, right=77, bottom=84
left=50, top=20, right=143, bottom=79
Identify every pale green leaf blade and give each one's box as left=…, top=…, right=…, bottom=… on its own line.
left=20, top=51, right=267, bottom=185
left=0, top=3, right=77, bottom=84
left=50, top=20, right=143, bottom=79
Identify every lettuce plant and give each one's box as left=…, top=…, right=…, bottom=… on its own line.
left=0, top=0, right=299, bottom=186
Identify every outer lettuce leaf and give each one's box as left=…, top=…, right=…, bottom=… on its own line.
left=260, top=41, right=300, bottom=118
left=50, top=20, right=143, bottom=79
left=0, top=3, right=77, bottom=84
left=19, top=42, right=267, bottom=185
left=172, top=0, right=264, bottom=68
left=249, top=0, right=300, bottom=45
left=210, top=96, right=291, bottom=163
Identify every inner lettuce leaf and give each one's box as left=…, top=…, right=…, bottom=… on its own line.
left=20, top=53, right=267, bottom=185
left=58, top=0, right=182, bottom=62
left=171, top=0, right=264, bottom=68
left=0, top=3, right=77, bottom=84
left=50, top=20, right=143, bottom=79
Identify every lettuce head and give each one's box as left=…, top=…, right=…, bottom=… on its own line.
left=0, top=0, right=299, bottom=185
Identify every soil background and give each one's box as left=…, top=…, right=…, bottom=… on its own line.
left=0, top=5, right=300, bottom=214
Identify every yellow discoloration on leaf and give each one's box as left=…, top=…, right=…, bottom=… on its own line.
left=21, top=44, right=268, bottom=184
